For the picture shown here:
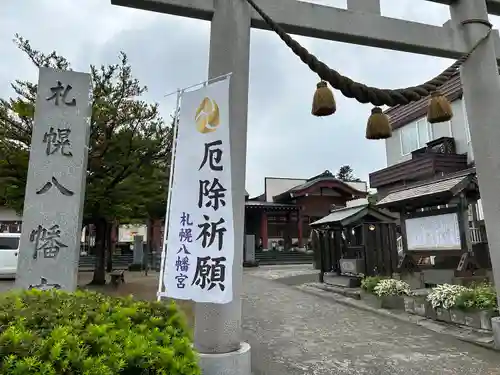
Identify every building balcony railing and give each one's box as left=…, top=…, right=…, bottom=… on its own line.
left=369, top=137, right=468, bottom=191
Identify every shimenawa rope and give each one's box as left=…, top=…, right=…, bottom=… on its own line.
left=244, top=0, right=492, bottom=107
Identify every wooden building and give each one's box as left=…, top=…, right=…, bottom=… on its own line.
left=368, top=69, right=491, bottom=286
left=310, top=204, right=398, bottom=285
left=245, top=170, right=368, bottom=251
left=377, top=169, right=491, bottom=287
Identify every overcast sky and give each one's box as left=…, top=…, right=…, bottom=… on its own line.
left=2, top=0, right=498, bottom=197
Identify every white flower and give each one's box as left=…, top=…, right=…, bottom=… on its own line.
left=426, top=284, right=471, bottom=309
left=373, top=279, right=412, bottom=297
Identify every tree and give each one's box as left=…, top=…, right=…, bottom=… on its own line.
left=0, top=35, right=172, bottom=284
left=367, top=192, right=378, bottom=205
left=336, top=165, right=361, bottom=182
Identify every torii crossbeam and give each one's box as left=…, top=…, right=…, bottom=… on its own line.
left=110, top=0, right=500, bottom=374
left=113, top=0, right=500, bottom=60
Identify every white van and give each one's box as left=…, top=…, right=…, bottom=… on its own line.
left=0, top=233, right=20, bottom=278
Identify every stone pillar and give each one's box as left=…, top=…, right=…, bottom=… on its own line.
left=132, top=235, right=144, bottom=265
left=15, top=68, right=91, bottom=292
left=450, top=0, right=500, bottom=348
left=193, top=0, right=252, bottom=373
left=244, top=235, right=255, bottom=263
left=260, top=211, right=268, bottom=250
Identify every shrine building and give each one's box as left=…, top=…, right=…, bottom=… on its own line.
left=244, top=170, right=368, bottom=251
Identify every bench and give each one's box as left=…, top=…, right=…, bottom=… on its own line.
left=109, top=270, right=125, bottom=287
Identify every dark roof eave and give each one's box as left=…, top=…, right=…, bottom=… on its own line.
left=310, top=204, right=397, bottom=227
left=385, top=65, right=500, bottom=130
left=245, top=201, right=298, bottom=210
left=376, top=171, right=476, bottom=209
left=273, top=180, right=367, bottom=202
left=384, top=71, right=462, bottom=131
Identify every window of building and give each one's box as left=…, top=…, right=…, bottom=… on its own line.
left=400, top=118, right=432, bottom=155
left=430, top=120, right=452, bottom=140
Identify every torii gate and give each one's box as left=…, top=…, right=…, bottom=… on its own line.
left=111, top=0, right=500, bottom=373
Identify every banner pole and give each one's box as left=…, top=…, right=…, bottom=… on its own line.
left=157, top=89, right=183, bottom=301
left=164, top=72, right=233, bottom=98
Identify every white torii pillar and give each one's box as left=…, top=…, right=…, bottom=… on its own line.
left=111, top=0, right=500, bottom=372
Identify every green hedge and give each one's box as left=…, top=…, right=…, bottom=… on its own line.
left=360, top=276, right=384, bottom=294
left=0, top=289, right=200, bottom=375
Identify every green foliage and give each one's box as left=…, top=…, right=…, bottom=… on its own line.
left=360, top=276, right=383, bottom=294
left=0, top=289, right=199, bottom=375
left=336, top=165, right=361, bottom=182
left=455, top=283, right=498, bottom=311
left=367, top=192, right=378, bottom=205
left=0, top=34, right=172, bottom=221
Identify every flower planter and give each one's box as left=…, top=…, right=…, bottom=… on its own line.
left=436, top=307, right=451, bottom=322
left=403, top=296, right=415, bottom=314
left=464, top=310, right=482, bottom=329
left=361, top=292, right=383, bottom=309
left=480, top=310, right=498, bottom=331
left=381, top=295, right=405, bottom=310
left=462, top=309, right=497, bottom=330
left=413, top=297, right=436, bottom=319
left=450, top=308, right=466, bottom=325
left=361, top=292, right=406, bottom=310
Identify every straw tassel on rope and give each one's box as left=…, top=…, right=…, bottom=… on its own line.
left=427, top=90, right=453, bottom=124
left=312, top=81, right=336, bottom=116
left=366, top=107, right=391, bottom=140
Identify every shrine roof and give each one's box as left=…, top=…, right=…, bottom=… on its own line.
left=273, top=170, right=367, bottom=202
left=377, top=168, right=477, bottom=210
left=310, top=204, right=396, bottom=228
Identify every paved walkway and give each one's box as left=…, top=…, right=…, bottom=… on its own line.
left=3, top=266, right=500, bottom=373
left=243, top=268, right=500, bottom=375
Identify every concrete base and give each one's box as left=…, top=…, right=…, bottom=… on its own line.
left=491, top=316, right=500, bottom=349
left=198, top=342, right=251, bottom=375
left=324, top=274, right=361, bottom=288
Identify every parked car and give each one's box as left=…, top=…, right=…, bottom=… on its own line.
left=0, top=233, right=20, bottom=278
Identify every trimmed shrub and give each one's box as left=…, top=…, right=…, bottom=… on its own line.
left=360, top=276, right=383, bottom=294
left=0, top=289, right=199, bottom=375
left=455, top=283, right=498, bottom=311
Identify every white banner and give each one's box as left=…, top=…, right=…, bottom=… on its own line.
left=163, top=77, right=234, bottom=304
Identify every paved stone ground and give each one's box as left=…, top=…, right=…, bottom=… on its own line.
left=243, top=268, right=500, bottom=375
left=3, top=267, right=500, bottom=374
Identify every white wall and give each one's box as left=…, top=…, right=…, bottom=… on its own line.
left=385, top=98, right=473, bottom=167
left=346, top=181, right=367, bottom=192
left=265, top=178, right=305, bottom=202
left=346, top=198, right=369, bottom=207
